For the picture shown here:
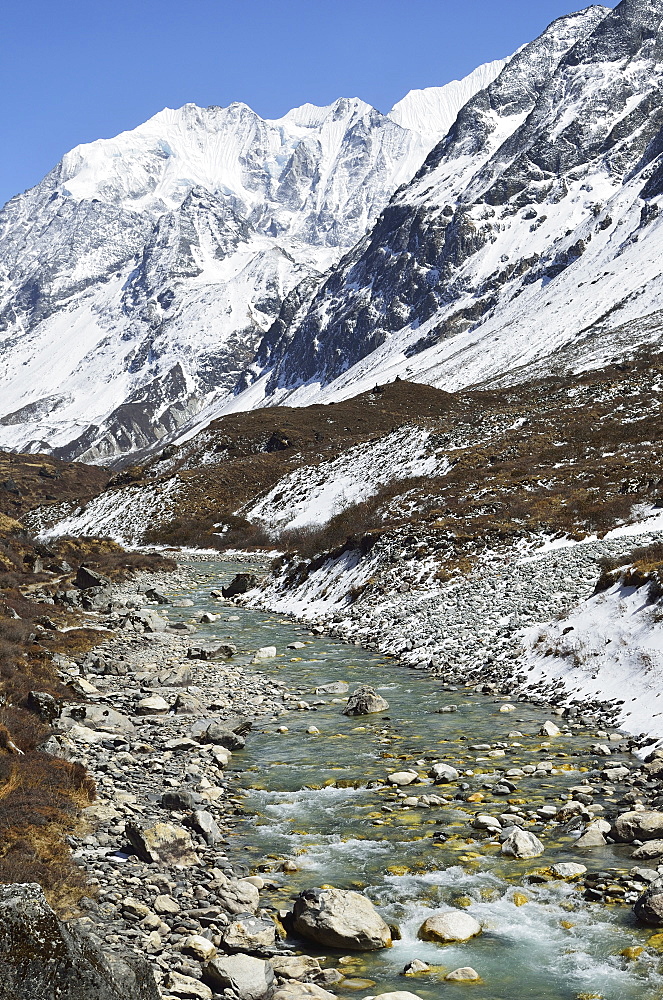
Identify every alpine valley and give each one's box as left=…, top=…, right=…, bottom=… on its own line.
left=9, top=3, right=663, bottom=1000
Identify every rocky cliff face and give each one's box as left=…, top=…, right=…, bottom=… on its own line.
left=248, top=0, right=663, bottom=406
left=0, top=65, right=505, bottom=465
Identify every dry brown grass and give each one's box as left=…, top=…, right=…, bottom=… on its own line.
left=0, top=450, right=109, bottom=522
left=596, top=542, right=663, bottom=597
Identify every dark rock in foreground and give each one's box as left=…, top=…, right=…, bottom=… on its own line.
left=634, top=877, right=663, bottom=926
left=0, top=883, right=159, bottom=1000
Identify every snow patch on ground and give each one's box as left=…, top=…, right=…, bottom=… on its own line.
left=41, top=477, right=183, bottom=545
left=247, top=548, right=375, bottom=620
left=523, top=581, right=663, bottom=738
left=245, top=427, right=448, bottom=534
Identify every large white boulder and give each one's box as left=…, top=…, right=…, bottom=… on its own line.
left=501, top=828, right=544, bottom=859
left=418, top=909, right=481, bottom=943
left=292, top=887, right=391, bottom=951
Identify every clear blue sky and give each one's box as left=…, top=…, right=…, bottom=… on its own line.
left=0, top=0, right=618, bottom=207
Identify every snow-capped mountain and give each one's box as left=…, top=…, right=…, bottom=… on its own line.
left=0, top=60, right=506, bottom=464
left=231, top=0, right=663, bottom=411
left=5, top=0, right=663, bottom=467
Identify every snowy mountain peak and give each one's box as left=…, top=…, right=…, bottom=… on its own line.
left=278, top=97, right=374, bottom=128
left=388, top=57, right=510, bottom=140
left=1, top=64, right=503, bottom=463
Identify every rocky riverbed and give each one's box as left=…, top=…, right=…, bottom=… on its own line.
left=250, top=523, right=663, bottom=736
left=11, top=553, right=663, bottom=1000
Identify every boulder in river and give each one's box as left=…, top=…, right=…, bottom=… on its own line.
left=445, top=968, right=480, bottom=982
left=363, top=992, right=425, bottom=1000
left=540, top=720, right=561, bottom=737
left=417, top=909, right=482, bottom=944
left=254, top=646, right=277, bottom=659
left=613, top=811, right=663, bottom=843
left=316, top=681, right=349, bottom=694
left=501, top=828, right=544, bottom=859
left=387, top=770, right=419, bottom=786
left=292, top=887, right=392, bottom=950
left=222, top=573, right=258, bottom=598
left=634, top=877, right=663, bottom=925
left=428, top=762, right=459, bottom=783
left=0, top=882, right=159, bottom=1000
left=343, top=686, right=389, bottom=716
left=632, top=840, right=663, bottom=860
left=575, top=826, right=607, bottom=848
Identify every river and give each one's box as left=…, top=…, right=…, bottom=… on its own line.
left=163, top=558, right=663, bottom=1000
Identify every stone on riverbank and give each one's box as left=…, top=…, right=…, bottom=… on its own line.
left=343, top=686, right=389, bottom=716
left=136, top=694, right=170, bottom=714
left=269, top=955, right=322, bottom=980
left=203, top=954, right=274, bottom=1000
left=417, top=909, right=481, bottom=943
left=221, top=914, right=277, bottom=952
left=501, top=829, right=544, bottom=859
left=125, top=821, right=200, bottom=866
left=0, top=883, right=159, bottom=1000
left=274, top=986, right=337, bottom=1000
left=75, top=565, right=112, bottom=590
left=292, top=887, right=392, bottom=950
left=165, top=970, right=213, bottom=999
left=187, top=643, right=236, bottom=660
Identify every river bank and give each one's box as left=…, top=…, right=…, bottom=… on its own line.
left=245, top=521, right=663, bottom=741
left=39, top=555, right=663, bottom=1000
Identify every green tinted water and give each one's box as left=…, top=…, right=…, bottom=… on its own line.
left=169, top=560, right=663, bottom=1000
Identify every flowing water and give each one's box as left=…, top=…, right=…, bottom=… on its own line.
left=167, top=560, right=663, bottom=1000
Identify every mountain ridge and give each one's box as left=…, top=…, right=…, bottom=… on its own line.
left=0, top=61, right=507, bottom=466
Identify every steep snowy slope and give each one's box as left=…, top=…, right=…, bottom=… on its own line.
left=241, top=1, right=663, bottom=409
left=388, top=58, right=511, bottom=140
left=0, top=63, right=503, bottom=465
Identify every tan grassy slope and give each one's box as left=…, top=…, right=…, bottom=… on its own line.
left=53, top=354, right=663, bottom=558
